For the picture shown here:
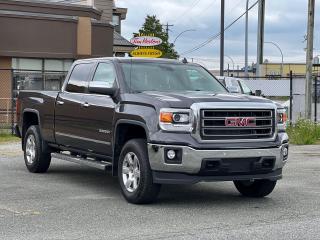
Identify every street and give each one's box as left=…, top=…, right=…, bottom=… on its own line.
left=1, top=143, right=320, bottom=240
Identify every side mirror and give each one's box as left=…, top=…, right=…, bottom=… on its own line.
left=227, top=86, right=240, bottom=93
left=255, top=89, right=262, bottom=96
left=88, top=81, right=118, bottom=97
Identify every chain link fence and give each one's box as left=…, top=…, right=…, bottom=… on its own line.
left=1, top=67, right=319, bottom=134
left=240, top=74, right=320, bottom=124
left=0, top=69, right=68, bottom=133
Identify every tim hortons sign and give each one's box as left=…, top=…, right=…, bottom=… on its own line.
left=130, top=48, right=163, bottom=58
left=130, top=36, right=163, bottom=47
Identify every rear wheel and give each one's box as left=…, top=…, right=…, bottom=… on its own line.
left=118, top=139, right=161, bottom=204
left=234, top=179, right=277, bottom=198
left=24, top=125, right=51, bottom=173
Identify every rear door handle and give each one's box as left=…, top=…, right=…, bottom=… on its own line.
left=81, top=102, right=90, bottom=108
left=57, top=101, right=64, bottom=105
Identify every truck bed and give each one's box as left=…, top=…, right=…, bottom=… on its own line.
left=18, top=91, right=58, bottom=144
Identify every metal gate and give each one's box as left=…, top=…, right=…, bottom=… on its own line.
left=290, top=73, right=320, bottom=124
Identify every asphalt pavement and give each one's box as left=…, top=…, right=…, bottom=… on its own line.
left=0, top=143, right=320, bottom=240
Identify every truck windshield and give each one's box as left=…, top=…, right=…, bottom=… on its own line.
left=121, top=62, right=227, bottom=93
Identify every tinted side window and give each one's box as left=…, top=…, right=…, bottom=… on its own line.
left=66, top=63, right=94, bottom=93
left=92, top=63, right=116, bottom=88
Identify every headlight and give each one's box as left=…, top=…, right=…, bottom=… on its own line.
left=277, top=108, right=287, bottom=131
left=159, top=108, right=194, bottom=132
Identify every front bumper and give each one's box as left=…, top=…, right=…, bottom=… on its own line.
left=152, top=169, right=283, bottom=184
left=148, top=139, right=288, bottom=184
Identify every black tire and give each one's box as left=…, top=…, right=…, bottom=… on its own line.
left=23, top=125, right=51, bottom=173
left=234, top=179, right=277, bottom=198
left=118, top=139, right=161, bottom=204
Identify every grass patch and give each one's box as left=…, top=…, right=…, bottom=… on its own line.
left=287, top=119, right=320, bottom=145
left=0, top=132, right=19, bottom=143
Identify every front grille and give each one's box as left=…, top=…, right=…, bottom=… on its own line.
left=200, top=109, right=275, bottom=140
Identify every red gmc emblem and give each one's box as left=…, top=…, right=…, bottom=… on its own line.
left=225, top=117, right=256, bottom=127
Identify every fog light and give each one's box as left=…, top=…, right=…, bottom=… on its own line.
left=282, top=146, right=289, bottom=160
left=167, top=150, right=176, bottom=160
left=282, top=147, right=288, bottom=156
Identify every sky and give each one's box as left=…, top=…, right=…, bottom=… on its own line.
left=116, top=0, right=320, bottom=70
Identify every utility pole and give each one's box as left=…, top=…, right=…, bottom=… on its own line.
left=305, top=0, right=315, bottom=120
left=256, top=0, right=265, bottom=77
left=162, top=23, right=174, bottom=37
left=244, top=0, right=249, bottom=77
left=220, top=0, right=225, bottom=76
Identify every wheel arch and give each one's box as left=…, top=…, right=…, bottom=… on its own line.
left=22, top=109, right=42, bottom=143
left=112, top=119, right=149, bottom=176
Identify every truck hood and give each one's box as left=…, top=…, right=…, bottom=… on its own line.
left=138, top=91, right=275, bottom=109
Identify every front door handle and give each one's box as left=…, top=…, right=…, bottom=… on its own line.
left=81, top=102, right=90, bottom=108
left=57, top=101, right=64, bottom=105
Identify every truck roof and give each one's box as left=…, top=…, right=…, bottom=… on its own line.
left=74, top=57, right=194, bottom=65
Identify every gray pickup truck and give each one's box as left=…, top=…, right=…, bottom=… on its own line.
left=15, top=58, right=289, bottom=204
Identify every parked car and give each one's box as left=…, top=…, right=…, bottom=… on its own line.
left=15, top=58, right=289, bottom=204
left=216, top=76, right=254, bottom=95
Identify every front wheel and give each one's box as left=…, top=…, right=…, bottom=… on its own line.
left=234, top=179, right=277, bottom=198
left=118, top=139, right=161, bottom=204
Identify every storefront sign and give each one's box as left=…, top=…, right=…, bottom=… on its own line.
left=130, top=36, right=163, bottom=47
left=130, top=48, right=163, bottom=58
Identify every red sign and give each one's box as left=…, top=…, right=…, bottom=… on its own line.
left=130, top=36, right=163, bottom=47
left=225, top=117, right=256, bottom=127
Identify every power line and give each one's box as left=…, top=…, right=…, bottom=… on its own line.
left=171, top=0, right=201, bottom=24
left=173, top=0, right=218, bottom=25
left=180, top=0, right=259, bottom=56
left=55, top=0, right=84, bottom=3
left=190, top=0, right=218, bottom=19
left=181, top=0, right=258, bottom=55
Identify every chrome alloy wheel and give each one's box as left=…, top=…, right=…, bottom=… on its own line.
left=25, top=134, right=36, bottom=164
left=122, top=152, right=141, bottom=193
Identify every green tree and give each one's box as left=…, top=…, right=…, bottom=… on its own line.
left=134, top=15, right=179, bottom=59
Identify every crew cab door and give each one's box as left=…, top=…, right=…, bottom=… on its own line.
left=79, top=61, right=117, bottom=156
left=55, top=62, right=95, bottom=150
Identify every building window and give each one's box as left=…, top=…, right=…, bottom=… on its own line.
left=112, top=15, right=120, bottom=26
left=44, top=59, right=73, bottom=72
left=12, top=58, right=73, bottom=91
left=12, top=58, right=42, bottom=71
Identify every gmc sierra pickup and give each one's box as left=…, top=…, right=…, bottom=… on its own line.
left=15, top=58, right=289, bottom=204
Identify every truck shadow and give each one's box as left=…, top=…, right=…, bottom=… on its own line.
left=157, top=184, right=274, bottom=206
left=47, top=163, right=275, bottom=207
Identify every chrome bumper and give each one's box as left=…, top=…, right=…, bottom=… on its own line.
left=148, top=141, right=288, bottom=175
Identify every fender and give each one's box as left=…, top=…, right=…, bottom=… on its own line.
left=22, top=108, right=43, bottom=138
left=113, top=119, right=150, bottom=144
left=112, top=119, right=150, bottom=176
left=21, top=108, right=48, bottom=151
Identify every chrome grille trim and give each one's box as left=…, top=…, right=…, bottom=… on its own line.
left=201, top=109, right=275, bottom=140
left=190, top=102, right=278, bottom=143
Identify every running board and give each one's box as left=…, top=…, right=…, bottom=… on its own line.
left=51, top=153, right=112, bottom=171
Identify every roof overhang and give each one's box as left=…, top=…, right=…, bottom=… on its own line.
left=0, top=0, right=102, bottom=20
left=113, top=7, right=127, bottom=20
